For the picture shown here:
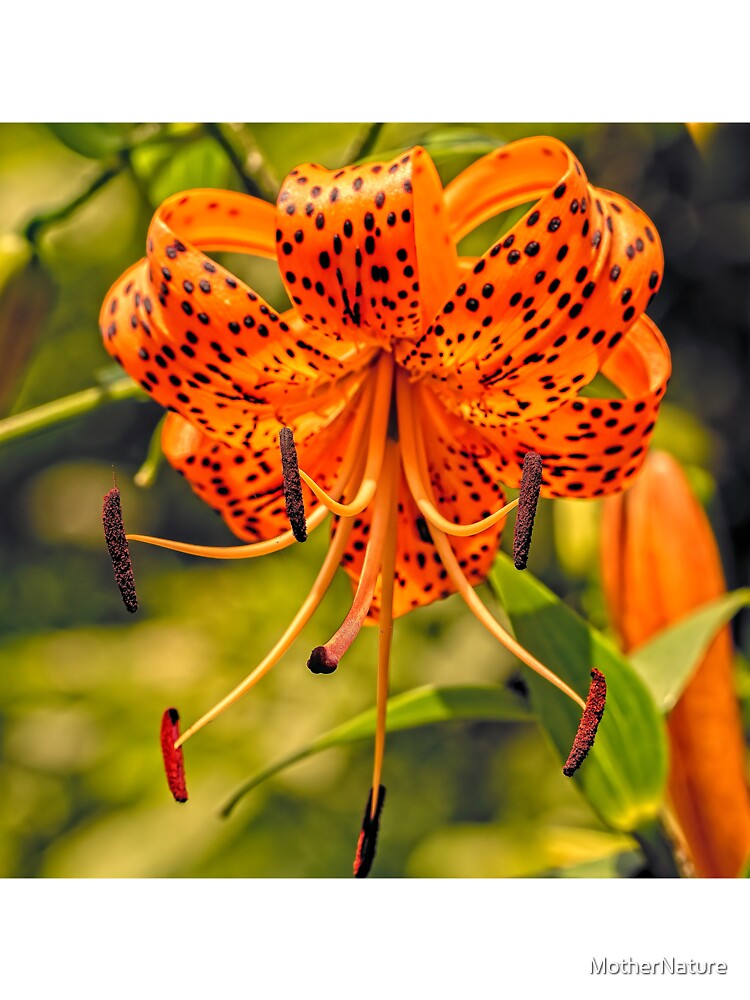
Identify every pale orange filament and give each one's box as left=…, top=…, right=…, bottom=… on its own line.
left=126, top=376, right=376, bottom=559
left=309, top=440, right=400, bottom=671
left=369, top=450, right=399, bottom=816
left=396, top=369, right=519, bottom=537
left=298, top=351, right=394, bottom=518
left=174, top=514, right=357, bottom=749
left=429, top=524, right=585, bottom=709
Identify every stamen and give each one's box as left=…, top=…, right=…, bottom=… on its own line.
left=563, top=668, right=607, bottom=776
left=126, top=379, right=376, bottom=560
left=307, top=440, right=399, bottom=674
left=513, top=451, right=543, bottom=570
left=430, top=525, right=586, bottom=710
left=160, top=708, right=188, bottom=802
left=278, top=426, right=307, bottom=543
left=396, top=373, right=519, bottom=538
left=102, top=486, right=138, bottom=613
left=353, top=784, right=386, bottom=878
left=370, top=455, right=399, bottom=810
left=174, top=515, right=356, bottom=748
left=297, top=351, right=394, bottom=519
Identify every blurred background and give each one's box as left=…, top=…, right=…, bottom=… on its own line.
left=0, top=122, right=748, bottom=878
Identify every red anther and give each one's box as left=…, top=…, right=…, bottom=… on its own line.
left=160, top=708, right=188, bottom=802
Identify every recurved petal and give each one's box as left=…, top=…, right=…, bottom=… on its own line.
left=403, top=139, right=664, bottom=437
left=100, top=188, right=374, bottom=448
left=274, top=148, right=459, bottom=350
left=161, top=394, right=360, bottom=543
left=474, top=317, right=670, bottom=499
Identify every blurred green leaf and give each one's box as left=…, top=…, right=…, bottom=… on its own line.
left=630, top=589, right=750, bottom=712
left=0, top=235, right=55, bottom=414
left=148, top=136, right=231, bottom=205
left=407, top=822, right=636, bottom=878
left=221, top=683, right=531, bottom=817
left=372, top=129, right=504, bottom=166
left=490, top=553, right=667, bottom=833
left=46, top=123, right=133, bottom=160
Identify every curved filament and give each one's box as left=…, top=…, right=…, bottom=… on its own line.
left=127, top=376, right=377, bottom=560
left=429, top=525, right=586, bottom=710
left=298, top=351, right=394, bottom=518
left=175, top=515, right=356, bottom=749
left=308, top=440, right=400, bottom=672
left=396, top=370, right=519, bottom=537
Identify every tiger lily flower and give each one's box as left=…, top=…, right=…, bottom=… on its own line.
left=100, top=136, right=670, bottom=875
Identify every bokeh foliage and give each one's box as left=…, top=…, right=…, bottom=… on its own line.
left=0, top=123, right=748, bottom=878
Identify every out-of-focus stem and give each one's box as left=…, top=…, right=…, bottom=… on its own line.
left=0, top=376, right=144, bottom=446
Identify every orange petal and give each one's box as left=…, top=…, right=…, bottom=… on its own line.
left=100, top=189, right=373, bottom=448
left=463, top=317, right=670, bottom=498
left=601, top=451, right=750, bottom=878
left=161, top=397, right=359, bottom=543
left=274, top=148, right=458, bottom=350
left=444, top=136, right=577, bottom=243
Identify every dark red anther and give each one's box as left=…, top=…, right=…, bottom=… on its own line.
left=563, top=668, right=607, bottom=776
left=102, top=486, right=138, bottom=612
left=353, top=784, right=386, bottom=878
left=160, top=708, right=188, bottom=802
left=513, top=451, right=543, bottom=570
left=278, top=426, right=307, bottom=543
left=307, top=645, right=339, bottom=675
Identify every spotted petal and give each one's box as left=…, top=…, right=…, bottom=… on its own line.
left=161, top=394, right=360, bottom=542
left=480, top=317, right=670, bottom=498
left=275, top=148, right=459, bottom=350
left=101, top=188, right=374, bottom=449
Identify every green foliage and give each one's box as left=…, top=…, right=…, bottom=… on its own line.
left=630, top=589, right=750, bottom=711
left=222, top=683, right=531, bottom=816
left=490, top=553, right=668, bottom=833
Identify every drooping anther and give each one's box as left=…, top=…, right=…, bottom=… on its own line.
left=307, top=645, right=339, bottom=675
left=353, top=784, right=386, bottom=878
left=563, top=668, right=607, bottom=777
left=278, top=426, right=307, bottom=543
left=160, top=708, right=188, bottom=802
left=512, top=451, right=543, bottom=570
left=102, top=486, right=138, bottom=612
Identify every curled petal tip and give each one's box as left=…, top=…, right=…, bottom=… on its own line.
left=160, top=707, right=188, bottom=802
left=278, top=427, right=308, bottom=543
left=353, top=785, right=386, bottom=878
left=513, top=452, right=543, bottom=571
left=563, top=668, right=607, bottom=777
left=102, top=486, right=138, bottom=612
left=307, top=645, right=339, bottom=675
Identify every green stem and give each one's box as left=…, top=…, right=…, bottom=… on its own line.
left=204, top=123, right=266, bottom=200
left=634, top=815, right=683, bottom=878
left=24, top=163, right=123, bottom=244
left=134, top=414, right=167, bottom=488
left=350, top=122, right=385, bottom=163
left=0, top=376, right=144, bottom=446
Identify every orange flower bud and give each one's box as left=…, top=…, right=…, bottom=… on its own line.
left=601, top=450, right=750, bottom=877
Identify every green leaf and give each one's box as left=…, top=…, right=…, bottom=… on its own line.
left=46, top=123, right=133, bottom=159
left=630, top=589, right=750, bottom=712
left=220, top=683, right=531, bottom=818
left=490, top=553, right=667, bottom=833
left=148, top=136, right=230, bottom=205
